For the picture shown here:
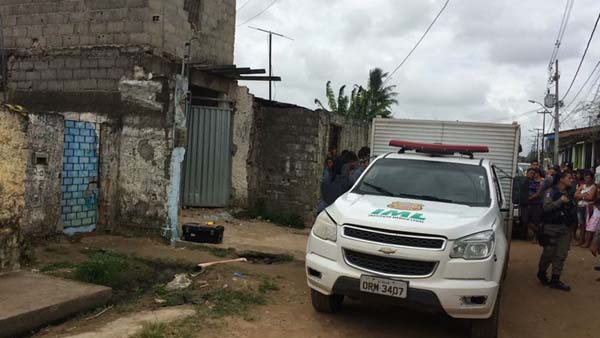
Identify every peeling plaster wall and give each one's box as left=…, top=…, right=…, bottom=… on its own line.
left=0, top=109, right=28, bottom=272
left=22, top=113, right=64, bottom=235
left=231, top=86, right=254, bottom=207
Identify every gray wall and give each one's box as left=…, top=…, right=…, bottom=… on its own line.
left=248, top=100, right=370, bottom=225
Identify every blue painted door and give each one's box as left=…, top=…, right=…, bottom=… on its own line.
left=61, top=120, right=99, bottom=235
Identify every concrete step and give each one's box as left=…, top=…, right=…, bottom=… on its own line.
left=0, top=271, right=112, bottom=338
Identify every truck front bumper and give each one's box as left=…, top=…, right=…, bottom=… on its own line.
left=306, top=239, right=500, bottom=319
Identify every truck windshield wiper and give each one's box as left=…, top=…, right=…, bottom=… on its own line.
left=361, top=181, right=396, bottom=197
left=395, top=193, right=454, bottom=204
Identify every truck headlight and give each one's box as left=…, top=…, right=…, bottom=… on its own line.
left=450, top=230, right=495, bottom=260
left=312, top=212, right=337, bottom=242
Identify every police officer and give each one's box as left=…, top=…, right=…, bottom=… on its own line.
left=537, top=171, right=576, bottom=291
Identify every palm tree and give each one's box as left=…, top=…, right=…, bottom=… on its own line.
left=315, top=68, right=398, bottom=121
left=364, top=68, right=398, bottom=120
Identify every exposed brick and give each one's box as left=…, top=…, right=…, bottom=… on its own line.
left=25, top=71, right=40, bottom=81
left=70, top=11, right=87, bottom=23
left=5, top=15, right=16, bottom=26
left=13, top=26, right=27, bottom=38
left=91, top=23, right=107, bottom=33
left=130, top=33, right=150, bottom=45
left=81, top=59, right=98, bottom=68
left=17, top=81, right=32, bottom=89
left=64, top=80, right=78, bottom=91
left=58, top=24, right=74, bottom=35
left=33, top=80, right=48, bottom=91
left=64, top=58, right=80, bottom=69
left=19, top=61, right=34, bottom=71
left=49, top=58, right=65, bottom=69
left=90, top=68, right=107, bottom=79
left=42, top=25, right=59, bottom=36
left=113, top=33, right=130, bottom=45
left=106, top=21, right=124, bottom=33
left=73, top=68, right=90, bottom=79
left=63, top=35, right=80, bottom=47
left=27, top=25, right=43, bottom=38
left=57, top=69, right=73, bottom=80
left=44, top=13, right=65, bottom=25
left=98, top=58, right=115, bottom=68
left=73, top=23, right=90, bottom=34
left=34, top=60, right=48, bottom=70
left=107, top=68, right=124, bottom=80
left=127, top=0, right=146, bottom=8
left=125, top=21, right=143, bottom=33
left=79, top=79, right=97, bottom=90
left=48, top=80, right=63, bottom=91
left=97, top=79, right=116, bottom=91
left=80, top=35, right=96, bottom=45
left=96, top=34, right=113, bottom=45
left=40, top=69, right=57, bottom=80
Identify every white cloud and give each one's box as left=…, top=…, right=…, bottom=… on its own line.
left=234, top=0, right=600, bottom=155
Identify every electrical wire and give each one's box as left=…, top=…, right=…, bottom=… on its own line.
left=237, top=0, right=281, bottom=27
left=561, top=60, right=600, bottom=125
left=561, top=10, right=600, bottom=100
left=237, top=0, right=252, bottom=12
left=549, top=0, right=575, bottom=73
left=384, top=0, right=451, bottom=84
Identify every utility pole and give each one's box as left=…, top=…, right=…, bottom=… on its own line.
left=537, top=110, right=550, bottom=163
left=248, top=26, right=293, bottom=101
left=553, top=59, right=560, bottom=165
left=534, top=128, right=543, bottom=163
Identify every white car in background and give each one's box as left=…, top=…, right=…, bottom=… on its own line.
left=306, top=141, right=508, bottom=338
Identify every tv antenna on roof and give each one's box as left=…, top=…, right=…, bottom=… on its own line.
left=248, top=26, right=293, bottom=101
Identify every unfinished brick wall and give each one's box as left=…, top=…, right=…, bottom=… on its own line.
left=248, top=100, right=371, bottom=225
left=1, top=0, right=236, bottom=66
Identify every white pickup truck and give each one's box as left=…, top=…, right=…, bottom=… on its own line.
left=306, top=141, right=510, bottom=338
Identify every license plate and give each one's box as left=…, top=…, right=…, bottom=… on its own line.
left=360, top=275, right=408, bottom=299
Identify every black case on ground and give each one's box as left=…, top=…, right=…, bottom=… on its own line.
left=181, top=223, right=224, bottom=244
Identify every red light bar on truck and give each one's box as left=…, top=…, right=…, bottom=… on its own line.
left=389, top=140, right=489, bottom=157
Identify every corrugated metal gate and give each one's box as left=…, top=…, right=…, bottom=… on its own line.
left=182, top=106, right=232, bottom=207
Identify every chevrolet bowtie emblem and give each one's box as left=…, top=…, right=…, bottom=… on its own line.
left=378, top=247, right=396, bottom=255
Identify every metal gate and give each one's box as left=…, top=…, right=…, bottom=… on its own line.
left=182, top=106, right=232, bottom=207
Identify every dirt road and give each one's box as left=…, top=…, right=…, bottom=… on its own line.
left=33, top=235, right=600, bottom=338
left=219, top=240, right=600, bottom=338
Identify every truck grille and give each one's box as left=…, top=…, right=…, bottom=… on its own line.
left=344, top=249, right=437, bottom=277
left=343, top=225, right=445, bottom=250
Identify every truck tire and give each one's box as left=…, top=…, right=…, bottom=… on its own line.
left=310, top=289, right=344, bottom=313
left=469, top=292, right=500, bottom=338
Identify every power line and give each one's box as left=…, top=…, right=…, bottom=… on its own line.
left=384, top=0, right=451, bottom=84
left=237, top=0, right=281, bottom=27
left=237, top=0, right=252, bottom=12
left=562, top=60, right=600, bottom=124
left=549, top=0, right=575, bottom=72
left=561, top=10, right=600, bottom=100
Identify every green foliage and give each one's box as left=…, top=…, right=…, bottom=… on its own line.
left=200, top=289, right=266, bottom=318
left=40, top=261, right=76, bottom=272
left=135, top=322, right=167, bottom=338
left=258, top=279, right=279, bottom=293
left=316, top=67, right=398, bottom=121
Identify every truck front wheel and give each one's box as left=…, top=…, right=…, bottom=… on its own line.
left=469, top=293, right=500, bottom=338
left=310, top=289, right=344, bottom=313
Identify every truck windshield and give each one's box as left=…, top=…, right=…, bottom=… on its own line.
left=353, top=158, right=491, bottom=207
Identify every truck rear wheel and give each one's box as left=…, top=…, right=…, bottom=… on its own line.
left=310, top=289, right=344, bottom=313
left=469, top=293, right=500, bottom=338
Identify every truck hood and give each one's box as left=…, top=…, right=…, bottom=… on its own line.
left=326, top=193, right=497, bottom=240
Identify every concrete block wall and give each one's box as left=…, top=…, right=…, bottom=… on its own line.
left=249, top=101, right=323, bottom=224
left=231, top=86, right=254, bottom=207
left=248, top=100, right=371, bottom=225
left=1, top=0, right=235, bottom=67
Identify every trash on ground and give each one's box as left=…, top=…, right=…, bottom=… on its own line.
left=197, top=257, right=248, bottom=270
left=233, top=271, right=246, bottom=279
left=165, top=273, right=192, bottom=290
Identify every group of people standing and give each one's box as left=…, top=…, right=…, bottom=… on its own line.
left=514, top=160, right=600, bottom=292
left=316, top=146, right=371, bottom=214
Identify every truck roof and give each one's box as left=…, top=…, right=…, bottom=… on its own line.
left=378, top=152, right=491, bottom=167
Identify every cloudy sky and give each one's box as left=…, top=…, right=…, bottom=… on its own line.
left=234, top=0, right=600, bottom=153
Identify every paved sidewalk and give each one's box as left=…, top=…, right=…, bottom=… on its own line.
left=0, top=271, right=111, bottom=338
